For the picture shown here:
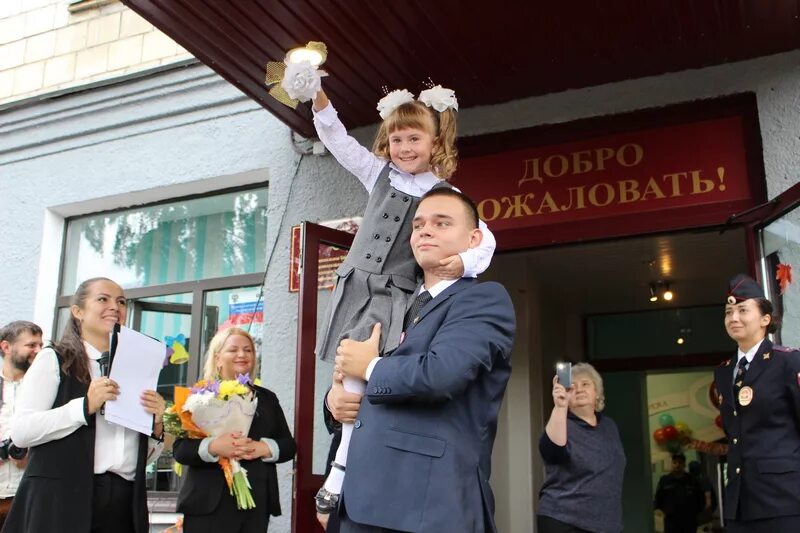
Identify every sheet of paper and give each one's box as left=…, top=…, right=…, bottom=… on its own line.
left=105, top=325, right=166, bottom=435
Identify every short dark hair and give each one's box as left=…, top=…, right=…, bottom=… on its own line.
left=0, top=320, right=43, bottom=344
left=672, top=453, right=686, bottom=462
left=419, top=187, right=479, bottom=228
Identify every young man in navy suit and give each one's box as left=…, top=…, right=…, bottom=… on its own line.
left=330, top=188, right=516, bottom=533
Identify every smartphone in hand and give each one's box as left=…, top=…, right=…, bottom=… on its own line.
left=556, top=362, right=572, bottom=389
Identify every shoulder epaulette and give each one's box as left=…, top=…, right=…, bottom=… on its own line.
left=773, top=345, right=798, bottom=353
left=718, top=358, right=731, bottom=367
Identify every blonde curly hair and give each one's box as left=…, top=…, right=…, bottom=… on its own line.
left=372, top=100, right=458, bottom=180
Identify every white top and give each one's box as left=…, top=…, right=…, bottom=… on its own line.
left=11, top=344, right=163, bottom=481
left=313, top=103, right=496, bottom=277
left=734, top=338, right=765, bottom=382
left=0, top=370, right=25, bottom=498
left=422, top=278, right=460, bottom=299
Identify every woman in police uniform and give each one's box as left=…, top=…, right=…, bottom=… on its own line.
left=712, top=274, right=800, bottom=532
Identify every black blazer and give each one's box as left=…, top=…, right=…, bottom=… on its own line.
left=3, top=352, right=150, bottom=533
left=173, top=386, right=296, bottom=517
left=713, top=339, right=800, bottom=522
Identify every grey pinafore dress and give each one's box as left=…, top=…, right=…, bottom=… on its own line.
left=315, top=164, right=451, bottom=362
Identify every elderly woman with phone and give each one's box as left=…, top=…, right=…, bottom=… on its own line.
left=537, top=362, right=626, bottom=533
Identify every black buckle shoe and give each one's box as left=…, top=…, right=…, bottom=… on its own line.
left=315, top=486, right=340, bottom=514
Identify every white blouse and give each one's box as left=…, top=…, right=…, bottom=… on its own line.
left=11, top=343, right=163, bottom=481
left=313, top=103, right=496, bottom=277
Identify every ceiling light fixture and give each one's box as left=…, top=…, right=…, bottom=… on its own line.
left=649, top=283, right=658, bottom=302
left=663, top=282, right=674, bottom=301
left=286, top=45, right=326, bottom=66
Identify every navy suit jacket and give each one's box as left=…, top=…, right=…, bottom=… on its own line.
left=341, top=278, right=516, bottom=533
left=712, top=339, right=800, bottom=522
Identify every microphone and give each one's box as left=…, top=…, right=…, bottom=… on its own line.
left=98, top=323, right=120, bottom=415
left=98, top=351, right=110, bottom=416
left=98, top=352, right=110, bottom=378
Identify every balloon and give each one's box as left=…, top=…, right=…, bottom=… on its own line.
left=715, top=415, right=723, bottom=428
left=674, top=421, right=691, bottom=438
left=662, top=425, right=678, bottom=441
left=653, top=428, right=667, bottom=444
left=659, top=413, right=675, bottom=428
left=666, top=440, right=682, bottom=453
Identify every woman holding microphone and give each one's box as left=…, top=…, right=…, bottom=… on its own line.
left=3, top=277, right=166, bottom=533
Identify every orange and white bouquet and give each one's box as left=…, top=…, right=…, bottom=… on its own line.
left=163, top=374, right=258, bottom=509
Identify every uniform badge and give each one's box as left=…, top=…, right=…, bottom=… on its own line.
left=763, top=352, right=770, bottom=360
left=738, top=386, right=754, bottom=406
left=727, top=295, right=736, bottom=304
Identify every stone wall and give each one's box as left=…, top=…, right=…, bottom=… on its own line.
left=0, top=0, right=192, bottom=105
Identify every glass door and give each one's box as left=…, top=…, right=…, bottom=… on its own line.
left=202, top=286, right=265, bottom=371
left=752, top=182, right=800, bottom=346
left=125, top=283, right=265, bottom=511
left=129, top=294, right=195, bottom=498
left=293, top=222, right=354, bottom=533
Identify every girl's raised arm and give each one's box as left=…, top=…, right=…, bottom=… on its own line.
left=312, top=89, right=330, bottom=113
left=312, top=89, right=386, bottom=194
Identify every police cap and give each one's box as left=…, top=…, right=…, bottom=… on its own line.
left=726, top=273, right=765, bottom=305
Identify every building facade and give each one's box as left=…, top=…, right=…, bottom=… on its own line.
left=1, top=2, right=799, bottom=532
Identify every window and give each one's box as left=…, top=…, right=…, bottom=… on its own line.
left=61, top=189, right=267, bottom=294
left=760, top=202, right=800, bottom=347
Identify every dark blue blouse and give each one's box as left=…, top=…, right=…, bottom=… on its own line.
left=537, top=411, right=626, bottom=533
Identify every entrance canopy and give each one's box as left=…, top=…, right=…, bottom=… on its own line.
left=121, top=1, right=800, bottom=138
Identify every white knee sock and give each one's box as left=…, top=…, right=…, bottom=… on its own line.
left=323, top=375, right=366, bottom=494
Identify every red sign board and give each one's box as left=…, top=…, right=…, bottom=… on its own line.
left=456, top=113, right=760, bottom=248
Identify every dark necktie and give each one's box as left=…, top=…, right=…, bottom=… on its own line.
left=404, top=291, right=432, bottom=330
left=734, top=357, right=748, bottom=390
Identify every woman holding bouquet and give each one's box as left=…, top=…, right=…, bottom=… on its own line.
left=4, top=277, right=167, bottom=533
left=173, top=327, right=296, bottom=532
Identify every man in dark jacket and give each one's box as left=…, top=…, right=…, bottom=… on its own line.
left=655, top=453, right=704, bottom=533
left=329, top=189, right=516, bottom=533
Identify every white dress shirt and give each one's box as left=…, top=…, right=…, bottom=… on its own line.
left=313, top=103, right=496, bottom=277
left=0, top=370, right=25, bottom=498
left=11, top=344, right=163, bottom=481
left=733, top=338, right=765, bottom=383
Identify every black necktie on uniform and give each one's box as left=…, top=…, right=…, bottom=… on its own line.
left=734, top=357, right=749, bottom=389
left=404, top=291, right=432, bottom=331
